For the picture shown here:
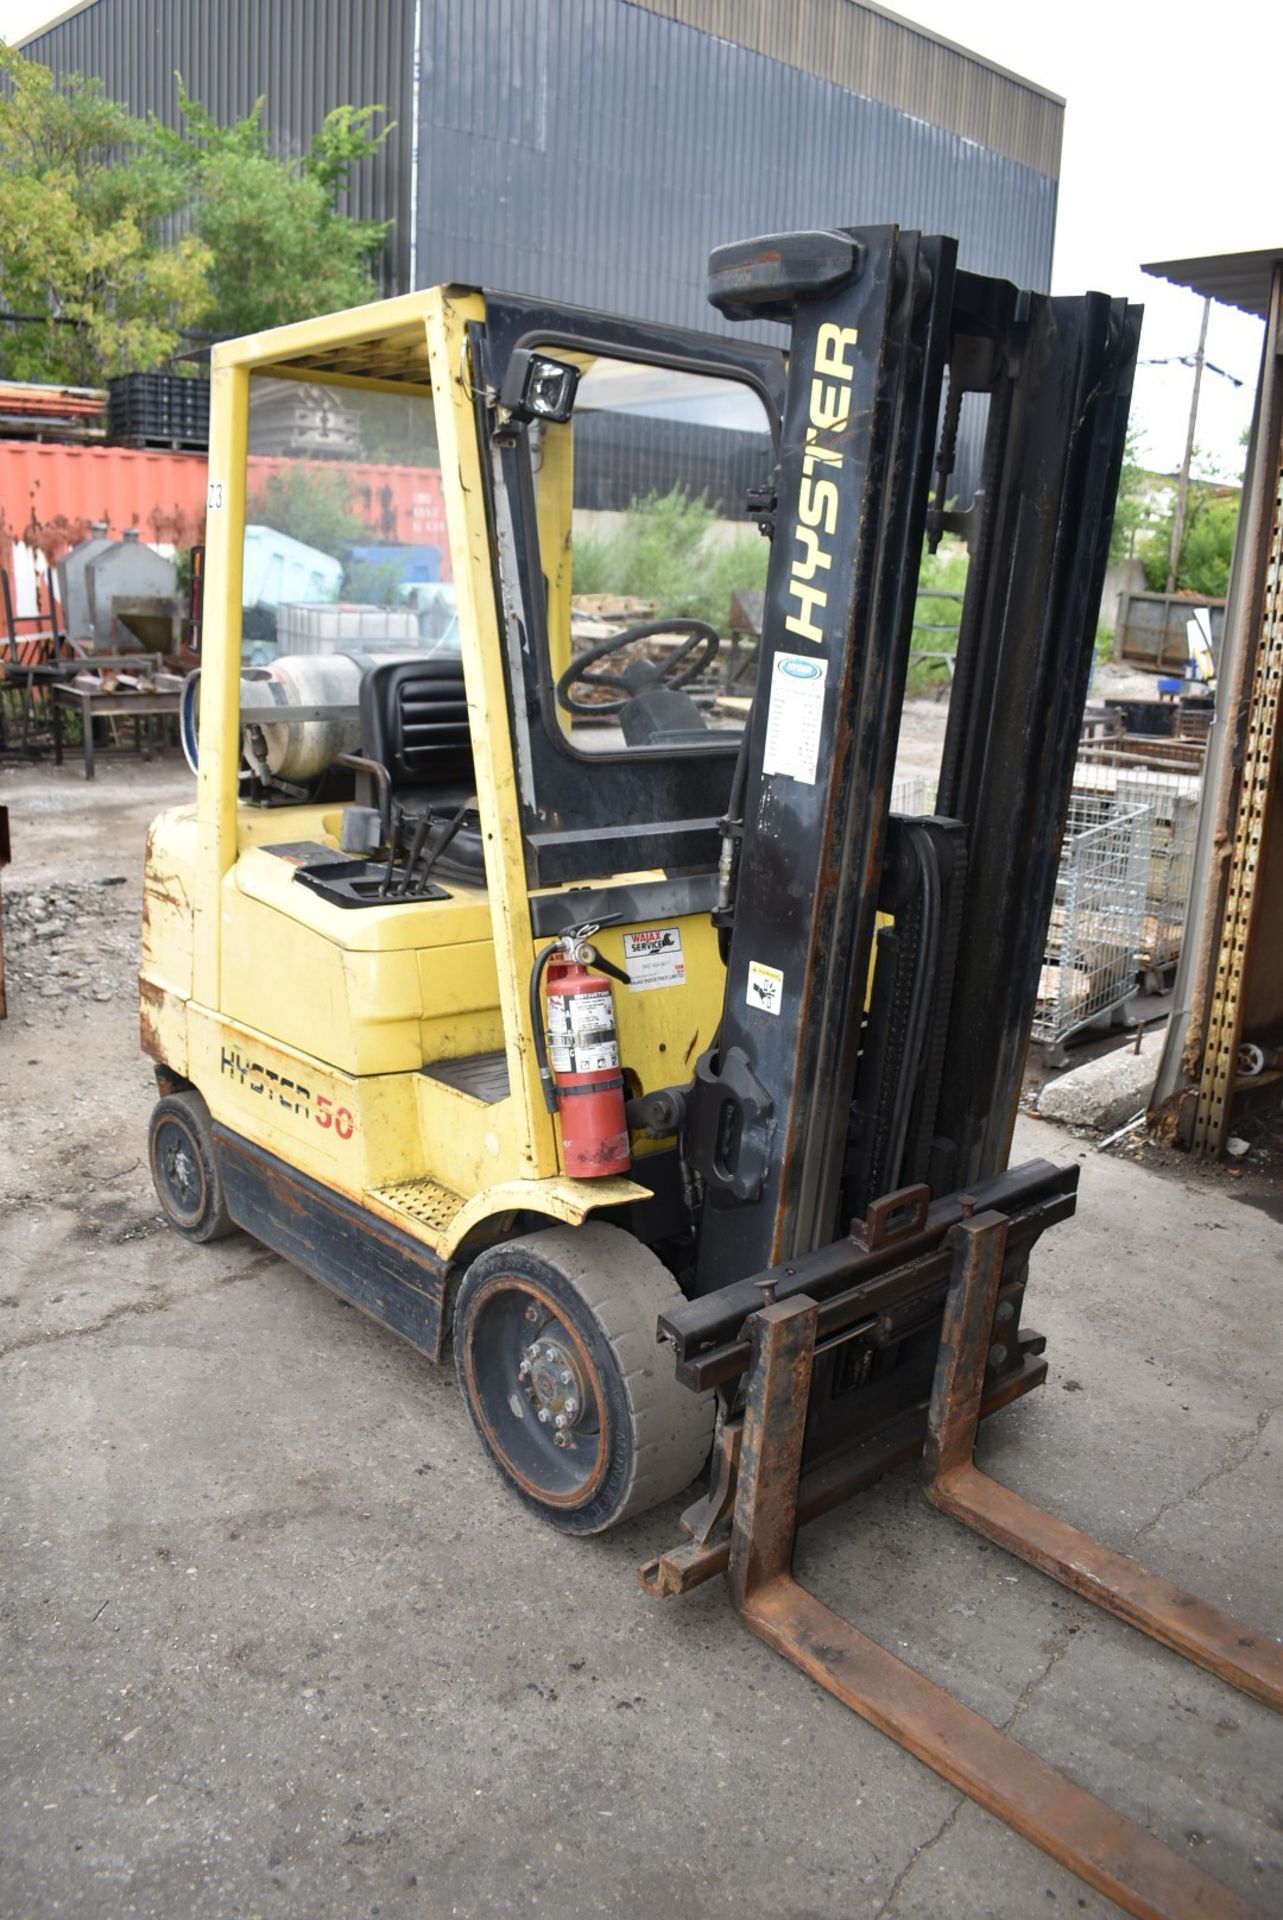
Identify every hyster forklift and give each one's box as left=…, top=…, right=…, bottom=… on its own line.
left=141, top=226, right=1279, bottom=1918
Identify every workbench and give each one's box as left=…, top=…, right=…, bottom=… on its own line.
left=51, top=679, right=181, bottom=779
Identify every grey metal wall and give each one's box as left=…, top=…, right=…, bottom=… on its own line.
left=24, top=0, right=1060, bottom=324
left=626, top=0, right=1064, bottom=177
left=415, top=0, right=1058, bottom=328
left=20, top=0, right=418, bottom=294
left=25, top=0, right=1060, bottom=499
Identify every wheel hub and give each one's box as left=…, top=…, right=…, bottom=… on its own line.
left=169, top=1144, right=197, bottom=1197
left=159, top=1129, right=200, bottom=1210
left=517, top=1333, right=586, bottom=1447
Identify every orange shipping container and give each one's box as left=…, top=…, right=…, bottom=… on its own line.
left=0, top=440, right=450, bottom=614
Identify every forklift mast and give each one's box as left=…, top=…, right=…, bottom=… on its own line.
left=646, top=231, right=1283, bottom=1920
left=686, top=228, right=1139, bottom=1290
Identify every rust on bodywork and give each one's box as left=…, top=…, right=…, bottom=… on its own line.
left=138, top=975, right=167, bottom=1060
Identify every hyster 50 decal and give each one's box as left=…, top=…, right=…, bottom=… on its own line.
left=220, top=1046, right=355, bottom=1140
left=784, top=322, right=859, bottom=648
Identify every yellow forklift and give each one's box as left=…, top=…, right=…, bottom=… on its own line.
left=141, top=227, right=1279, bottom=1917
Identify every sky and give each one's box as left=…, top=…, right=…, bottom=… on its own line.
left=895, top=0, right=1274, bottom=480
left=1, top=0, right=1275, bottom=479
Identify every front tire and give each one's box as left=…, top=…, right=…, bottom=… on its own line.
left=147, top=1090, right=236, bottom=1244
left=453, top=1223, right=713, bottom=1535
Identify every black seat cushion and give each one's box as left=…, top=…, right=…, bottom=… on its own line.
left=359, top=655, right=486, bottom=882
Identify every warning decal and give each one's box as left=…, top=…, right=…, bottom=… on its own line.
left=746, top=960, right=784, bottom=1016
left=622, top=926, right=686, bottom=992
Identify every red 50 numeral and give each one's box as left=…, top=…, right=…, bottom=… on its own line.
left=315, top=1095, right=355, bottom=1141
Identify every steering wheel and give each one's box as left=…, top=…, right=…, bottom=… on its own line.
left=555, top=619, right=721, bottom=717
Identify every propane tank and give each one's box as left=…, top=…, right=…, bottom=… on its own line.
left=543, top=946, right=631, bottom=1178
left=240, top=652, right=365, bottom=781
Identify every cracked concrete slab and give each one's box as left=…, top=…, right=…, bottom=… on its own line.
left=2, top=759, right=1281, bottom=1920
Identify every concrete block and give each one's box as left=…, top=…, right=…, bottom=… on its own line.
left=1036, top=1027, right=1165, bottom=1132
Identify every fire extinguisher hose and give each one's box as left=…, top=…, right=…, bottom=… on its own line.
left=529, top=943, right=562, bottom=1114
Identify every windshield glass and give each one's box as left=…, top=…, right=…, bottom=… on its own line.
left=240, top=374, right=458, bottom=666
left=528, top=352, right=775, bottom=755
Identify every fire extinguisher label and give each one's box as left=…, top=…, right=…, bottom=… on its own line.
left=547, top=990, right=620, bottom=1073
left=569, top=1039, right=620, bottom=1072
left=548, top=1033, right=620, bottom=1072
left=568, top=989, right=614, bottom=1031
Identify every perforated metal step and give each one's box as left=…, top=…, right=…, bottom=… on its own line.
left=368, top=1175, right=467, bottom=1238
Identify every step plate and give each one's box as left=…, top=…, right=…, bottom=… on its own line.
left=369, top=1174, right=468, bottom=1239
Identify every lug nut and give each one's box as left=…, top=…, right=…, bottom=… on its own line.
left=564, top=1398, right=578, bottom=1417
left=537, top=1408, right=550, bottom=1423
left=525, top=1306, right=539, bottom=1324
left=543, top=1346, right=556, bottom=1361
left=553, top=1432, right=570, bottom=1449
left=560, top=1369, right=572, bottom=1385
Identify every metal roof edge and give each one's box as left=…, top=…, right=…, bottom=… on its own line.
left=1143, top=248, right=1283, bottom=322
left=852, top=1, right=1065, bottom=106
left=13, top=0, right=101, bottom=49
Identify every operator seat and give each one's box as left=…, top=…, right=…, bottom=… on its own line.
left=358, top=655, right=487, bottom=882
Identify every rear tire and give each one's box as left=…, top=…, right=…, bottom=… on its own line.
left=147, top=1090, right=236, bottom=1244
left=453, top=1223, right=713, bottom=1535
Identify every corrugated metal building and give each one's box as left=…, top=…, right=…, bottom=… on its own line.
left=21, top=0, right=1063, bottom=330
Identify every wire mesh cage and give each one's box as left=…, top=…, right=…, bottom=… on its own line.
left=1073, top=762, right=1202, bottom=982
left=889, top=773, right=937, bottom=816
left=1119, top=774, right=1200, bottom=981
left=1033, top=797, right=1152, bottom=1061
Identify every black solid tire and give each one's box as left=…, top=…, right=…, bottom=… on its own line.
left=147, top=1090, right=236, bottom=1244
left=453, top=1223, right=714, bottom=1535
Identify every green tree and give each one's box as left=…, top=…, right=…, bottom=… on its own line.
left=0, top=45, right=393, bottom=382
left=573, top=487, right=768, bottom=631
left=0, top=43, right=209, bottom=384
left=1141, top=479, right=1240, bottom=598
left=1174, top=496, right=1239, bottom=598
left=1109, top=426, right=1155, bottom=565
left=165, top=80, right=392, bottom=339
left=343, top=556, right=403, bottom=605
left=247, top=463, right=364, bottom=554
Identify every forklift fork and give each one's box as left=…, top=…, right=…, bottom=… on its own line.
left=727, top=1210, right=1281, bottom=1920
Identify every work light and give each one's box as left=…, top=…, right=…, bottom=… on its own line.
left=500, top=349, right=580, bottom=423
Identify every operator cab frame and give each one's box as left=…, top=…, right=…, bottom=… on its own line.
left=472, top=294, right=784, bottom=886
left=182, top=285, right=783, bottom=1209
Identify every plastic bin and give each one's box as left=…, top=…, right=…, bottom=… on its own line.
left=108, top=373, right=210, bottom=450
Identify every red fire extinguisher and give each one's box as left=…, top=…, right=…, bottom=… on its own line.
left=532, top=928, right=632, bottom=1178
